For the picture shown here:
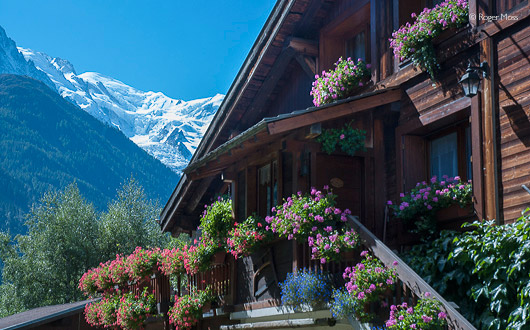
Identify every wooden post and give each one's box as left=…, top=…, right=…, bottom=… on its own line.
left=480, top=37, right=499, bottom=222
left=373, top=117, right=386, bottom=238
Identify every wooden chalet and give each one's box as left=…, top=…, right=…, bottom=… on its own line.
left=159, top=0, right=530, bottom=329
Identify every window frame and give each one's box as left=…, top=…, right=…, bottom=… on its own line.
left=426, top=123, right=471, bottom=181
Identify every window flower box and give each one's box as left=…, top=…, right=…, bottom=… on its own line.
left=435, top=203, right=473, bottom=222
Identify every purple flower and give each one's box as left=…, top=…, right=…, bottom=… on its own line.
left=340, top=134, right=345, bottom=140
left=360, top=250, right=369, bottom=257
left=422, top=315, right=433, bottom=323
left=320, top=258, right=326, bottom=264
left=438, top=311, right=447, bottom=319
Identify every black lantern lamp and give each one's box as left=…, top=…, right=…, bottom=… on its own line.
left=459, top=61, right=488, bottom=97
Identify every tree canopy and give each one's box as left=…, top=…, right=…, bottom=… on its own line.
left=0, top=179, right=172, bottom=317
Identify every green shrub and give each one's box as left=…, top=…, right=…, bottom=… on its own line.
left=402, top=211, right=530, bottom=329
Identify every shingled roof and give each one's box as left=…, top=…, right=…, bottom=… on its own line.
left=0, top=299, right=95, bottom=330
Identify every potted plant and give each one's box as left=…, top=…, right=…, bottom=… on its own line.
left=310, top=57, right=371, bottom=107
left=316, top=121, right=366, bottom=156
left=265, top=186, right=358, bottom=264
left=390, top=0, right=469, bottom=80
left=339, top=251, right=398, bottom=322
left=279, top=269, right=333, bottom=311
left=226, top=215, right=272, bottom=258
left=168, top=289, right=213, bottom=330
left=116, top=287, right=157, bottom=330
left=388, top=176, right=472, bottom=237
left=199, top=197, right=233, bottom=251
left=385, top=292, right=447, bottom=329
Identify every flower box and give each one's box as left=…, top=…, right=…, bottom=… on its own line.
left=212, top=251, right=226, bottom=264
left=436, top=204, right=473, bottom=222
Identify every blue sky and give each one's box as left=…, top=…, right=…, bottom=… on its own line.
left=0, top=0, right=276, bottom=101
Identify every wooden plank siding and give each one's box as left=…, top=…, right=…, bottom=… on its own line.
left=496, top=22, right=530, bottom=222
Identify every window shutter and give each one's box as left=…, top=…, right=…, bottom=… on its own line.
left=401, top=135, right=427, bottom=192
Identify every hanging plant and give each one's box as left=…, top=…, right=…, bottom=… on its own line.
left=389, top=0, right=469, bottom=80
left=316, top=121, right=366, bottom=156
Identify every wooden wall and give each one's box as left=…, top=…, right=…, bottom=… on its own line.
left=496, top=0, right=527, bottom=15
left=267, top=63, right=314, bottom=117
left=496, top=22, right=530, bottom=223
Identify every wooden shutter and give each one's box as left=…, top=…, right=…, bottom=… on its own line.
left=401, top=135, right=427, bottom=192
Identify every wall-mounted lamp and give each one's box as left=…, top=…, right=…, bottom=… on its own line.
left=459, top=61, right=489, bottom=97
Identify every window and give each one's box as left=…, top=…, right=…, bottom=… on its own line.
left=345, top=31, right=366, bottom=61
left=430, top=132, right=458, bottom=179
left=258, top=161, right=278, bottom=217
left=319, top=3, right=370, bottom=71
left=428, top=125, right=471, bottom=180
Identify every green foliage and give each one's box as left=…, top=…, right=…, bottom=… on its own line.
left=402, top=212, right=530, bottom=329
left=0, top=184, right=99, bottom=316
left=0, top=179, right=169, bottom=318
left=98, top=178, right=168, bottom=261
left=316, top=121, right=366, bottom=156
left=0, top=74, right=179, bottom=236
left=198, top=197, right=233, bottom=250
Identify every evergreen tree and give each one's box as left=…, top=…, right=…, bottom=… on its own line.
left=98, top=178, right=169, bottom=261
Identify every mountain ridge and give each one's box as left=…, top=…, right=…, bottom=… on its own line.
left=0, top=73, right=180, bottom=234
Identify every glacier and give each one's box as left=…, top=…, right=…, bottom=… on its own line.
left=18, top=47, right=223, bottom=174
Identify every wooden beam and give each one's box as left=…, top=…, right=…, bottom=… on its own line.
left=287, top=37, right=319, bottom=57
left=185, top=176, right=215, bottom=215
left=267, top=89, right=402, bottom=135
left=295, top=54, right=317, bottom=78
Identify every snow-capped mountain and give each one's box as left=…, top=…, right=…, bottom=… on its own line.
left=0, top=25, right=222, bottom=174
left=0, top=26, right=56, bottom=91
left=18, top=47, right=223, bottom=173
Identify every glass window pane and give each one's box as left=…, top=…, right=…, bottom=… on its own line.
left=345, top=31, right=366, bottom=61
left=430, top=132, right=458, bottom=179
